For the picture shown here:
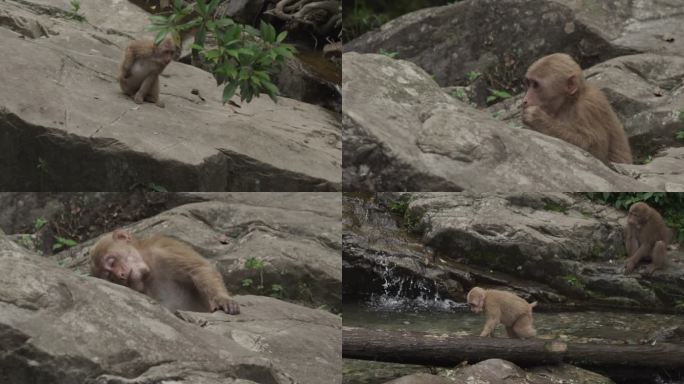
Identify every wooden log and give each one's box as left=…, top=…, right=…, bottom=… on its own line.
left=343, top=326, right=684, bottom=370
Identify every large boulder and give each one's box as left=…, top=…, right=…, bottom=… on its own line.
left=0, top=0, right=341, bottom=191
left=342, top=53, right=652, bottom=191
left=0, top=230, right=341, bottom=384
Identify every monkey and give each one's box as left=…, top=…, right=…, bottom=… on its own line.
left=624, top=202, right=671, bottom=275
left=521, top=53, right=632, bottom=165
left=466, top=287, right=537, bottom=339
left=90, top=229, right=240, bottom=314
left=118, top=37, right=176, bottom=108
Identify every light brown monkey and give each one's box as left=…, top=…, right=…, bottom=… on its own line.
left=467, top=287, right=537, bottom=339
left=118, top=37, right=176, bottom=107
left=522, top=53, right=632, bottom=164
left=90, top=229, right=239, bottom=314
left=624, top=202, right=671, bottom=275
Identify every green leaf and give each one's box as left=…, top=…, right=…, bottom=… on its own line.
left=276, top=31, right=288, bottom=43
left=55, top=236, right=77, bottom=247
left=196, top=0, right=207, bottom=17
left=34, top=218, right=47, bottom=230
left=149, top=15, right=170, bottom=25
left=148, top=183, right=168, bottom=192
left=222, top=81, right=239, bottom=103
left=53, top=243, right=63, bottom=251
left=154, top=31, right=168, bottom=45
left=207, top=0, right=221, bottom=13
left=486, top=95, right=496, bottom=103
left=214, top=18, right=235, bottom=28
left=244, top=25, right=260, bottom=36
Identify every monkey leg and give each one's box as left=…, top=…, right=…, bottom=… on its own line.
left=646, top=240, right=667, bottom=275
left=134, top=75, right=157, bottom=104
left=143, top=76, right=165, bottom=108
left=624, top=243, right=651, bottom=274
left=512, top=314, right=536, bottom=339
left=505, top=326, right=517, bottom=338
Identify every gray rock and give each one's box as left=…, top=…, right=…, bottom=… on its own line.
left=345, top=0, right=683, bottom=88
left=58, top=194, right=342, bottom=312
left=0, top=0, right=341, bottom=191
left=342, top=53, right=651, bottom=191
left=616, top=147, right=684, bottom=191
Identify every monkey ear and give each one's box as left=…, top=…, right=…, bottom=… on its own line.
left=112, top=229, right=132, bottom=242
left=566, top=75, right=578, bottom=95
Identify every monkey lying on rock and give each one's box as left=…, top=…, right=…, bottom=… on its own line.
left=90, top=229, right=239, bottom=314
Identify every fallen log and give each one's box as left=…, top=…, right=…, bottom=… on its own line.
left=343, top=326, right=684, bottom=371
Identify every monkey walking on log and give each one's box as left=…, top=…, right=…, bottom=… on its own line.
left=90, top=229, right=240, bottom=314
left=624, top=202, right=671, bottom=275
left=118, top=37, right=177, bottom=108
left=467, top=287, right=537, bottom=339
left=522, top=53, right=632, bottom=165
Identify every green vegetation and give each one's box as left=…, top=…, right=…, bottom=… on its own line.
left=148, top=0, right=295, bottom=103
left=34, top=218, right=47, bottom=231
left=486, top=88, right=512, bottom=104
left=585, top=193, right=684, bottom=242
left=387, top=195, right=420, bottom=232
left=66, top=0, right=86, bottom=22
left=147, top=183, right=168, bottom=192
left=542, top=199, right=568, bottom=214
left=466, top=70, right=481, bottom=82
left=378, top=48, right=398, bottom=58
left=243, top=256, right=265, bottom=289
left=451, top=88, right=468, bottom=102
left=53, top=236, right=77, bottom=251
left=562, top=275, right=585, bottom=289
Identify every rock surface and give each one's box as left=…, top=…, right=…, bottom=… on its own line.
left=0, top=230, right=341, bottom=384
left=345, top=0, right=683, bottom=88
left=55, top=193, right=342, bottom=312
left=0, top=0, right=341, bottom=191
left=342, top=53, right=652, bottom=191
left=343, top=193, right=684, bottom=311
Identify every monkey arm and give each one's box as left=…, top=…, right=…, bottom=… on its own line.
left=190, top=265, right=231, bottom=301
left=625, top=226, right=639, bottom=256
left=480, top=317, right=499, bottom=337
left=119, top=47, right=137, bottom=79
left=524, top=107, right=595, bottom=153
left=625, top=242, right=653, bottom=273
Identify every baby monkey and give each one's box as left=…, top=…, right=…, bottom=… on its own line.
left=118, top=37, right=176, bottom=107
left=467, top=287, right=537, bottom=339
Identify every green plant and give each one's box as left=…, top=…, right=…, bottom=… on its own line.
left=34, top=218, right=47, bottom=231
left=241, top=278, right=253, bottom=287
left=676, top=131, right=684, bottom=140
left=270, top=283, right=284, bottom=298
left=66, top=0, right=86, bottom=22
left=148, top=183, right=168, bottom=192
left=486, top=89, right=512, bottom=104
left=148, top=0, right=295, bottom=104
left=378, top=48, right=398, bottom=58
left=466, top=70, right=481, bottom=82
left=244, top=256, right=265, bottom=289
left=451, top=88, right=468, bottom=102
left=679, top=110, right=684, bottom=122
left=53, top=236, right=77, bottom=251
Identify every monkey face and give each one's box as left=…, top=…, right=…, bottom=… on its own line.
left=628, top=203, right=649, bottom=228
left=91, top=231, right=150, bottom=292
left=466, top=288, right=486, bottom=313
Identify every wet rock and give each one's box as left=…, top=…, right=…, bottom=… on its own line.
left=383, top=373, right=452, bottom=384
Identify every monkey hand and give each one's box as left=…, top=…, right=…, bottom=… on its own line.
left=210, top=295, right=240, bottom=315
left=522, top=105, right=550, bottom=132
left=134, top=93, right=145, bottom=104
left=624, top=259, right=636, bottom=274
